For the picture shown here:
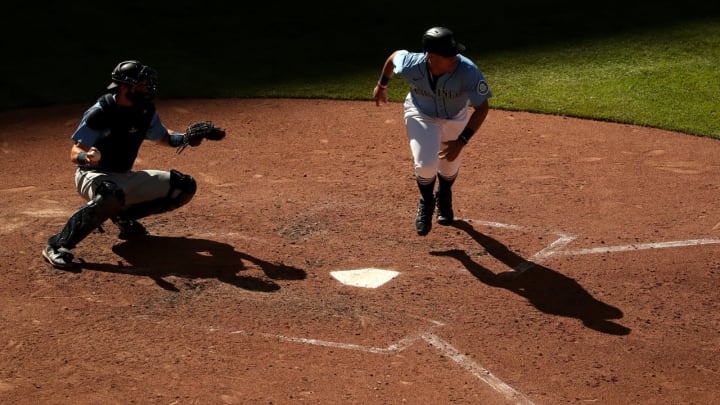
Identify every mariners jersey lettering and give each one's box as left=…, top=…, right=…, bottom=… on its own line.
left=392, top=50, right=492, bottom=118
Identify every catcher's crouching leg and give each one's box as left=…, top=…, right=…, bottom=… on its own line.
left=117, top=169, right=197, bottom=221
left=167, top=169, right=197, bottom=208
left=48, top=181, right=125, bottom=249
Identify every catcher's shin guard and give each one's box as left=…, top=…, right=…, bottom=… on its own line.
left=49, top=181, right=124, bottom=249
left=117, top=169, right=197, bottom=221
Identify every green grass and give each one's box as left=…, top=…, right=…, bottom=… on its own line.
left=482, top=19, right=720, bottom=137
left=1, top=2, right=718, bottom=139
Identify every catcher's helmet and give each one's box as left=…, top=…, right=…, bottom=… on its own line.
left=107, top=60, right=158, bottom=97
left=422, top=27, right=466, bottom=57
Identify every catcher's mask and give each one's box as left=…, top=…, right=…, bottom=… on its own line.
left=107, top=60, right=158, bottom=100
left=422, top=27, right=465, bottom=57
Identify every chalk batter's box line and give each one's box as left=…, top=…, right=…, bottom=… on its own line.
left=226, top=321, right=536, bottom=405
left=227, top=317, right=445, bottom=354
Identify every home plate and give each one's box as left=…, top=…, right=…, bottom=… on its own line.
left=330, top=268, right=400, bottom=288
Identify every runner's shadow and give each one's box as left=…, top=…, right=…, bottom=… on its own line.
left=431, top=220, right=630, bottom=335
left=78, top=235, right=306, bottom=292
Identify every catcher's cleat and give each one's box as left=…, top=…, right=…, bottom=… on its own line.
left=435, top=192, right=454, bottom=226
left=113, top=218, right=148, bottom=239
left=415, top=196, right=435, bottom=236
left=42, top=244, right=75, bottom=269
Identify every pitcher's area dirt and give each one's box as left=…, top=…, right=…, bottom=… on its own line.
left=1, top=98, right=719, bottom=404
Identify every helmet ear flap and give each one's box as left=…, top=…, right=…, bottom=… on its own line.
left=139, top=65, right=158, bottom=94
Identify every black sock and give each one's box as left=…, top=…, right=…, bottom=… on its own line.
left=437, top=174, right=456, bottom=197
left=416, top=176, right=437, bottom=202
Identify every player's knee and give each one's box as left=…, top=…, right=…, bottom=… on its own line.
left=168, top=169, right=197, bottom=207
left=93, top=181, right=125, bottom=216
left=415, top=166, right=437, bottom=181
left=437, top=171, right=458, bottom=182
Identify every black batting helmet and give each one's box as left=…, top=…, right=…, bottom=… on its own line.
left=107, top=60, right=158, bottom=97
left=422, top=27, right=466, bottom=57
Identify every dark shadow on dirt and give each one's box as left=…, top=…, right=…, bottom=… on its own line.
left=431, top=220, right=630, bottom=336
left=76, top=235, right=306, bottom=292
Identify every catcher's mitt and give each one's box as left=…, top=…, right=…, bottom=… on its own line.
left=176, top=121, right=226, bottom=154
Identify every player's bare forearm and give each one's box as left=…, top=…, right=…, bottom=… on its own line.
left=381, top=52, right=398, bottom=79
left=374, top=52, right=398, bottom=106
left=467, top=100, right=490, bottom=132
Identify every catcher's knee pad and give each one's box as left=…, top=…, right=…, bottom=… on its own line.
left=168, top=169, right=197, bottom=207
left=94, top=181, right=126, bottom=210
left=50, top=181, right=124, bottom=249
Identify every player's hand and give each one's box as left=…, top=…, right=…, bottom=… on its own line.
left=439, top=139, right=464, bottom=162
left=373, top=86, right=388, bottom=106
left=86, top=147, right=102, bottom=164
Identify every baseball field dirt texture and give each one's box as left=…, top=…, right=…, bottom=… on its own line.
left=1, top=98, right=719, bottom=404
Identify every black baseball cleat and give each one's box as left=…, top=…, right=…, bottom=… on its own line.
left=415, top=197, right=435, bottom=236
left=435, top=192, right=454, bottom=225
left=113, top=218, right=149, bottom=239
left=42, top=244, right=75, bottom=269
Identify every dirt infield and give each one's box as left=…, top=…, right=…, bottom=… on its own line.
left=1, top=98, right=719, bottom=404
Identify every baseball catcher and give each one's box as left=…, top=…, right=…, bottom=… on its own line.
left=42, top=60, right=228, bottom=269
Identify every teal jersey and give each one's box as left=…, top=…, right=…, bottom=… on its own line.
left=393, top=50, right=492, bottom=118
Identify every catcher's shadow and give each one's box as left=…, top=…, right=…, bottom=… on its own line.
left=431, top=220, right=630, bottom=336
left=78, top=235, right=306, bottom=292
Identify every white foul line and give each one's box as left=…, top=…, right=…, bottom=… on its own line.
left=464, top=218, right=720, bottom=260
left=559, top=238, right=720, bottom=255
